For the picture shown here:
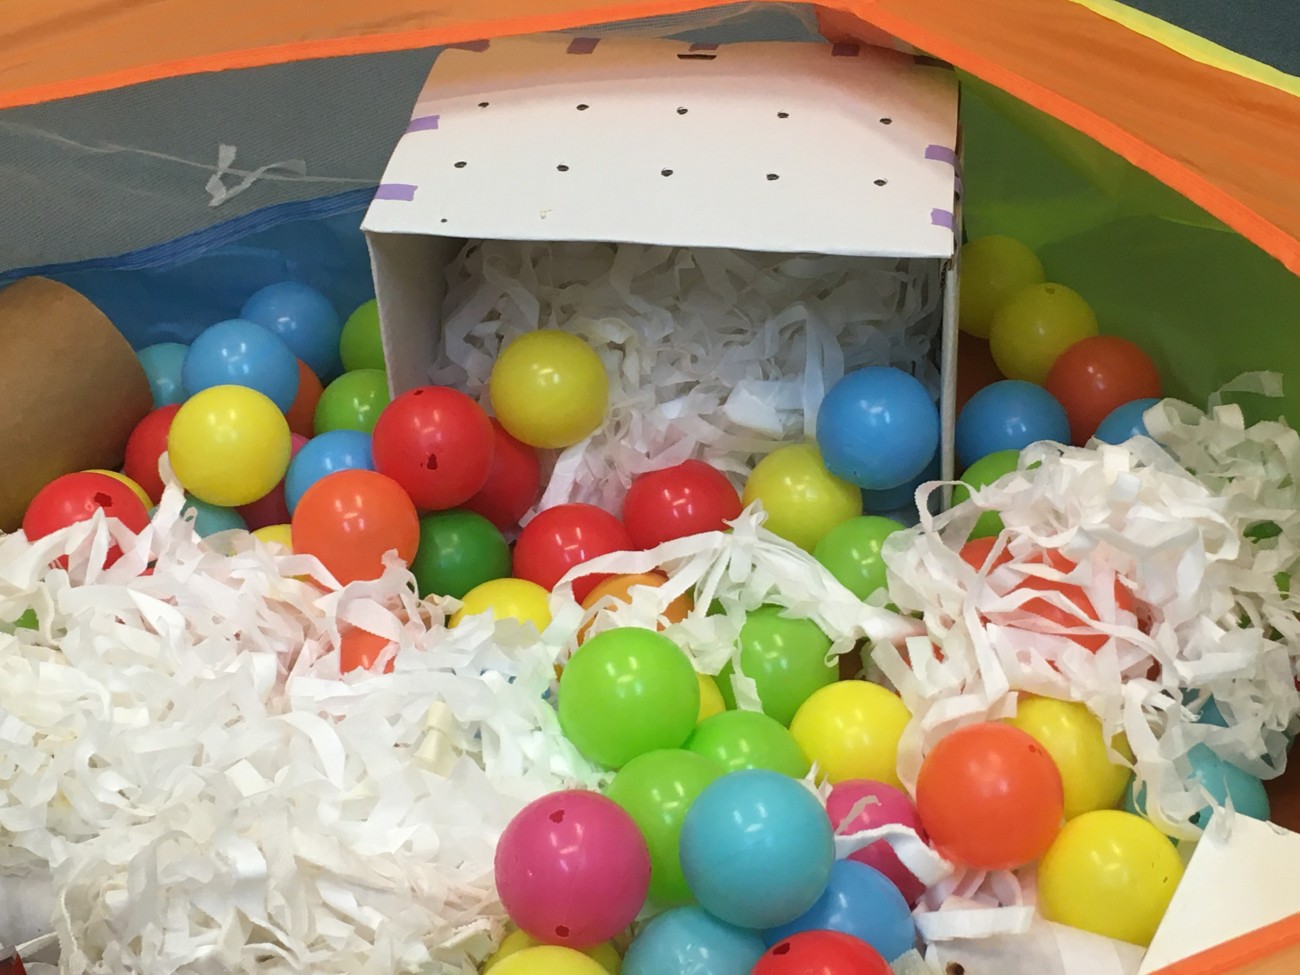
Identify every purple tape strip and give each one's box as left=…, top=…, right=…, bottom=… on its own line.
left=447, top=40, right=490, bottom=52
left=374, top=183, right=418, bottom=202
left=831, top=42, right=861, bottom=57
left=925, top=144, right=958, bottom=166
left=689, top=42, right=720, bottom=51
left=406, top=115, right=440, bottom=133
left=567, top=37, right=600, bottom=54
left=930, top=208, right=955, bottom=229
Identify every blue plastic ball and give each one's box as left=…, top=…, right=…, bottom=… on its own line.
left=136, top=342, right=189, bottom=407
left=182, top=319, right=300, bottom=412
left=679, top=769, right=835, bottom=930
left=182, top=495, right=248, bottom=537
left=816, top=367, right=940, bottom=491
left=284, top=430, right=375, bottom=514
left=861, top=450, right=941, bottom=516
left=623, top=906, right=767, bottom=975
left=955, top=379, right=1070, bottom=468
left=1093, top=397, right=1160, bottom=445
left=764, top=860, right=916, bottom=961
left=1126, top=743, right=1270, bottom=828
left=242, top=282, right=343, bottom=382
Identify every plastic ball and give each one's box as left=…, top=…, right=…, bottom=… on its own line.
left=813, top=516, right=904, bottom=599
left=285, top=430, right=375, bottom=514
left=410, top=509, right=510, bottom=599
left=489, top=946, right=610, bottom=975
left=450, top=578, right=552, bottom=632
left=988, top=283, right=1099, bottom=384
left=123, top=404, right=182, bottom=503
left=764, top=859, right=915, bottom=962
left=370, top=385, right=494, bottom=511
left=826, top=780, right=928, bottom=905
left=486, top=931, right=620, bottom=973
left=182, top=319, right=300, bottom=412
left=955, top=380, right=1070, bottom=468
left=685, top=709, right=809, bottom=778
left=559, top=627, right=699, bottom=769
left=1129, top=743, right=1270, bottom=829
left=622, top=906, right=765, bottom=975
left=136, top=342, right=188, bottom=407
left=622, top=460, right=742, bottom=549
left=679, top=769, right=835, bottom=929
left=579, top=571, right=692, bottom=643
left=84, top=469, right=152, bottom=510
left=605, top=749, right=724, bottom=906
left=339, top=299, right=385, bottom=372
left=252, top=524, right=293, bottom=551
left=182, top=495, right=247, bottom=537
left=284, top=359, right=325, bottom=439
left=495, top=790, right=650, bottom=949
left=1045, top=334, right=1163, bottom=445
left=859, top=452, right=939, bottom=517
left=950, top=449, right=1020, bottom=539
left=816, top=367, right=940, bottom=491
left=241, top=281, right=342, bottom=381
left=339, top=626, right=395, bottom=675
left=23, top=472, right=150, bottom=565
left=957, top=236, right=1045, bottom=339
left=716, top=606, right=836, bottom=726
left=1094, top=397, right=1161, bottom=445
left=915, top=722, right=1064, bottom=870
left=696, top=674, right=726, bottom=723
left=314, top=368, right=390, bottom=435
left=789, top=681, right=911, bottom=787
left=489, top=330, right=609, bottom=448
left=513, top=503, right=634, bottom=602
left=753, top=930, right=891, bottom=975
left=1009, top=696, right=1133, bottom=819
left=1038, top=810, right=1183, bottom=946
left=235, top=433, right=306, bottom=531
left=290, top=469, right=419, bottom=585
left=462, top=418, right=542, bottom=531
left=168, top=385, right=292, bottom=507
left=742, top=444, right=861, bottom=552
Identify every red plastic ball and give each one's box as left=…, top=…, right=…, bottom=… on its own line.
left=621, top=459, right=742, bottom=549
left=1044, top=336, right=1161, bottom=445
left=237, top=433, right=307, bottom=530
left=461, top=418, right=542, bottom=531
left=915, top=722, right=1064, bottom=870
left=23, top=472, right=151, bottom=567
left=123, top=404, right=182, bottom=503
left=752, top=930, right=892, bottom=975
left=370, top=386, right=494, bottom=511
left=291, top=469, right=420, bottom=586
left=513, top=503, right=633, bottom=601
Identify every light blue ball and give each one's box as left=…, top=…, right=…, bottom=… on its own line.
left=679, top=769, right=834, bottom=930
left=136, top=342, right=189, bottom=407
left=816, top=367, right=940, bottom=491
left=764, top=860, right=916, bottom=961
left=1093, top=397, right=1160, bottom=445
left=182, top=319, right=300, bottom=412
left=955, top=379, right=1070, bottom=468
left=1127, top=743, right=1270, bottom=829
left=242, top=282, right=342, bottom=383
left=623, top=906, right=766, bottom=975
left=183, top=495, right=248, bottom=537
left=284, top=430, right=375, bottom=514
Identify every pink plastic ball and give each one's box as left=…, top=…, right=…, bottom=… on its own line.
left=826, top=779, right=929, bottom=906
left=495, top=790, right=651, bottom=949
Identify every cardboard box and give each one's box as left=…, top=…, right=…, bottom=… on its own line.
left=362, top=33, right=962, bottom=480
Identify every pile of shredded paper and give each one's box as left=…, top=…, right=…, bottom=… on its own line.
left=0, top=243, right=1296, bottom=974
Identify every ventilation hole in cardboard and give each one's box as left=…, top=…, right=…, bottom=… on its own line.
left=94, top=492, right=113, bottom=507
left=454, top=161, right=467, bottom=169
left=880, top=117, right=893, bottom=124
left=440, top=218, right=448, bottom=224
left=766, top=173, right=780, bottom=181
left=946, top=965, right=966, bottom=975
left=773, top=943, right=791, bottom=956
left=478, top=101, right=489, bottom=108
left=576, top=103, right=590, bottom=111
left=777, top=111, right=790, bottom=118
left=677, top=107, right=688, bottom=115
left=557, top=164, right=570, bottom=172
left=549, top=809, right=564, bottom=823
left=677, top=53, right=717, bottom=61
left=661, top=168, right=674, bottom=177
left=874, top=179, right=888, bottom=186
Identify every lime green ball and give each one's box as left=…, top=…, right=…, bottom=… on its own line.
left=685, top=709, right=810, bottom=778
left=339, top=299, right=386, bottom=372
left=716, top=606, right=837, bottom=726
left=959, top=236, right=1045, bottom=339
left=952, top=449, right=1021, bottom=539
left=14, top=609, right=37, bottom=630
left=813, top=515, right=905, bottom=600
left=411, top=510, right=510, bottom=599
left=314, top=368, right=390, bottom=435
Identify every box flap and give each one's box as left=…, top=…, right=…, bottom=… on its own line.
left=363, top=35, right=958, bottom=259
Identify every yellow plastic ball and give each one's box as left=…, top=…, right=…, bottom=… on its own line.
left=697, top=673, right=727, bottom=723
left=488, top=945, right=611, bottom=975
left=451, top=578, right=552, bottom=632
left=988, top=283, right=1099, bottom=384
left=1008, top=696, right=1133, bottom=820
left=168, top=385, right=292, bottom=507
left=85, top=469, right=152, bottom=510
left=1038, top=810, right=1183, bottom=946
left=252, top=524, right=294, bottom=551
left=489, top=330, right=609, bottom=449
left=485, top=931, right=620, bottom=973
left=742, top=444, right=861, bottom=552
left=789, top=680, right=911, bottom=787
left=959, top=236, right=1045, bottom=338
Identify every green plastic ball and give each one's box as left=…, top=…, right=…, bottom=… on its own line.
left=717, top=606, right=837, bottom=726
left=951, top=449, right=1021, bottom=539
left=314, top=368, right=391, bottom=435
left=339, top=299, right=386, bottom=372
left=813, top=515, right=905, bottom=600
left=685, top=709, right=810, bottom=778
left=411, top=510, right=510, bottom=599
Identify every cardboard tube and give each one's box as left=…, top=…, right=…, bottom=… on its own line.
left=0, top=277, right=152, bottom=532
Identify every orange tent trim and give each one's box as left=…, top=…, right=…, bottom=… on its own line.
left=1144, top=911, right=1300, bottom=975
